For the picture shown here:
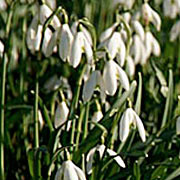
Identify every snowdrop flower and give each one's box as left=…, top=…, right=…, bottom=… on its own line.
left=59, top=24, right=73, bottom=62
left=26, top=15, right=43, bottom=53
left=142, top=3, right=161, bottom=31
left=163, top=0, right=180, bottom=19
left=69, top=29, right=93, bottom=68
left=144, top=31, right=161, bottom=59
left=86, top=144, right=125, bottom=174
left=82, top=70, right=105, bottom=102
left=119, top=108, right=146, bottom=142
left=170, top=20, right=180, bottom=42
left=44, top=28, right=59, bottom=57
left=55, top=160, right=86, bottom=180
left=40, top=4, right=60, bottom=28
left=69, top=32, right=85, bottom=68
left=103, top=60, right=129, bottom=96
left=99, top=23, right=118, bottom=43
left=176, top=116, right=180, bottom=135
left=38, top=110, right=44, bottom=130
left=160, top=86, right=169, bottom=98
left=54, top=101, right=69, bottom=129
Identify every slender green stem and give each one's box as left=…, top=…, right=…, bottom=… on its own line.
left=75, top=106, right=86, bottom=151
left=34, top=77, right=39, bottom=148
left=0, top=53, right=7, bottom=180
left=82, top=102, right=90, bottom=140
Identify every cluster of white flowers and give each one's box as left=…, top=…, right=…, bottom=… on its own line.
left=24, top=0, right=180, bottom=179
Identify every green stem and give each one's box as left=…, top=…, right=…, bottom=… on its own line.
left=0, top=53, right=7, bottom=180
left=75, top=106, right=86, bottom=151
left=34, top=77, right=39, bottom=148
left=82, top=102, right=90, bottom=140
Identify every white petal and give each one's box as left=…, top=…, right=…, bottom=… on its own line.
left=96, top=144, right=106, bottom=158
left=126, top=56, right=135, bottom=77
left=45, top=28, right=59, bottom=57
left=54, top=166, right=64, bottom=180
left=83, top=37, right=93, bottom=64
left=116, top=37, right=126, bottom=67
left=0, top=40, right=4, bottom=58
left=133, top=112, right=146, bottom=142
left=120, top=110, right=131, bottom=142
left=82, top=70, right=99, bottom=102
left=54, top=101, right=69, bottom=129
left=132, top=20, right=145, bottom=41
left=42, top=28, right=53, bottom=55
left=40, top=4, right=60, bottom=28
left=69, top=32, right=84, bottom=68
left=107, top=149, right=126, bottom=168
left=107, top=32, right=121, bottom=59
left=176, top=117, right=180, bottom=135
left=115, top=62, right=130, bottom=91
left=35, top=25, right=43, bottom=51
left=64, top=161, right=79, bottom=180
left=92, top=111, right=103, bottom=123
left=86, top=147, right=96, bottom=174
left=59, top=24, right=73, bottom=62
left=103, top=60, right=118, bottom=96
left=151, top=9, right=161, bottom=31
left=151, top=35, right=161, bottom=57
left=100, top=23, right=118, bottom=43
left=144, top=31, right=153, bottom=59
left=73, top=163, right=87, bottom=180
left=81, top=26, right=93, bottom=46
left=170, top=21, right=180, bottom=42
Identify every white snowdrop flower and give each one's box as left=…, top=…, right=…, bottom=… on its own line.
left=55, top=160, right=86, bottom=180
left=142, top=3, right=161, bottom=31
left=86, top=144, right=125, bottom=175
left=0, top=40, right=4, bottom=58
left=163, top=0, right=180, bottom=19
left=26, top=15, right=41, bottom=53
left=126, top=56, right=135, bottom=77
left=71, top=22, right=93, bottom=46
left=131, top=20, right=145, bottom=41
left=107, top=32, right=122, bottom=59
left=116, top=37, right=126, bottom=67
left=103, top=60, right=129, bottom=96
left=119, top=108, right=146, bottom=142
left=170, top=20, right=180, bottom=42
left=59, top=24, right=73, bottom=62
left=69, top=32, right=85, bottom=68
left=45, top=28, right=60, bottom=57
left=99, top=23, right=118, bottom=43
left=54, top=101, right=69, bottom=129
left=82, top=70, right=101, bottom=102
left=42, top=28, right=53, bottom=56
left=83, top=36, right=93, bottom=65
left=40, top=4, right=60, bottom=28
left=176, top=117, right=180, bottom=135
